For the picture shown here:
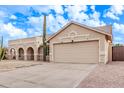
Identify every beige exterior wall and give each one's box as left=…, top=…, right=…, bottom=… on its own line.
left=94, top=25, right=112, bottom=34
left=8, top=36, right=44, bottom=61
left=108, top=43, right=112, bottom=63
left=49, top=23, right=110, bottom=64
left=104, top=40, right=112, bottom=64
left=105, top=39, right=109, bottom=64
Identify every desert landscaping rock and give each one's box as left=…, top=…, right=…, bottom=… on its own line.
left=78, top=62, right=124, bottom=88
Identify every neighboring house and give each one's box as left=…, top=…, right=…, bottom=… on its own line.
left=8, top=21, right=112, bottom=64
left=48, top=21, right=112, bottom=64
left=8, top=36, right=49, bottom=61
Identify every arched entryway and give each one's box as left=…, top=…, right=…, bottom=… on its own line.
left=27, top=47, right=34, bottom=60
left=18, top=48, right=24, bottom=60
left=10, top=48, right=16, bottom=60
left=37, top=46, right=43, bottom=61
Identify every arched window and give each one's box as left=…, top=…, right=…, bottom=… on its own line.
left=18, top=48, right=24, bottom=60
left=10, top=48, right=16, bottom=60
left=27, top=47, right=34, bottom=60
left=37, top=46, right=43, bottom=61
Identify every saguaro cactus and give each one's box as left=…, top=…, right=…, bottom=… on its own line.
left=43, top=15, right=47, bottom=61
left=0, top=36, right=5, bottom=61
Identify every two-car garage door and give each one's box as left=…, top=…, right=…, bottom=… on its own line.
left=53, top=40, right=99, bottom=63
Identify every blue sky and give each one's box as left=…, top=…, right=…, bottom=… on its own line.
left=0, top=5, right=124, bottom=46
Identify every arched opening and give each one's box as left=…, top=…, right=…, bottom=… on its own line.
left=37, top=46, right=43, bottom=61
left=10, top=48, right=16, bottom=60
left=27, top=47, right=34, bottom=60
left=18, top=48, right=24, bottom=60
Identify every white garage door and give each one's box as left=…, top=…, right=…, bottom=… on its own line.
left=53, top=41, right=99, bottom=63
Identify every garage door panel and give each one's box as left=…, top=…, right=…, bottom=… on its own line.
left=53, top=41, right=99, bottom=63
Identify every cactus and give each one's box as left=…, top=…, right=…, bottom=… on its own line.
left=43, top=15, right=47, bottom=61
left=0, top=36, right=5, bottom=61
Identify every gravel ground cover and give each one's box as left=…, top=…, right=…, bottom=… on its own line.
left=77, top=62, right=124, bottom=88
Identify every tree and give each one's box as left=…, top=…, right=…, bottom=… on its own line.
left=43, top=15, right=47, bottom=61
left=114, top=43, right=123, bottom=47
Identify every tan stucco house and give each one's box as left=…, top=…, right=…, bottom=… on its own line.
left=8, top=36, right=49, bottom=61
left=8, top=21, right=112, bottom=64
left=48, top=21, right=112, bottom=64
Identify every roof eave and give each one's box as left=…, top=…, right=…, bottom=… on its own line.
left=47, top=21, right=112, bottom=41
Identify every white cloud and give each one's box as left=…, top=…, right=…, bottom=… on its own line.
left=28, top=16, right=43, bottom=25
left=65, top=5, right=87, bottom=19
left=112, top=22, right=124, bottom=44
left=0, top=22, right=28, bottom=46
left=0, top=23, right=27, bottom=38
left=113, top=23, right=124, bottom=34
left=65, top=5, right=89, bottom=22
left=28, top=16, right=43, bottom=32
left=27, top=14, right=68, bottom=34
left=111, top=5, right=124, bottom=15
left=104, top=12, right=119, bottom=20
left=65, top=5, right=87, bottom=12
left=0, top=5, right=108, bottom=45
left=56, top=15, right=68, bottom=25
left=32, top=5, right=64, bottom=15
left=64, top=5, right=105, bottom=27
left=90, top=5, right=95, bottom=11
left=27, top=16, right=44, bottom=37
left=31, top=5, right=51, bottom=14
left=50, top=6, right=64, bottom=15
left=46, top=5, right=105, bottom=33
left=85, top=12, right=106, bottom=27
left=10, top=15, right=17, bottom=20
left=104, top=5, right=124, bottom=20
left=47, top=14, right=68, bottom=32
left=27, top=28, right=41, bottom=37
left=85, top=20, right=106, bottom=27
left=90, top=11, right=100, bottom=21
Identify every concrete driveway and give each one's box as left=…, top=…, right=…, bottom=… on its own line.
left=0, top=62, right=96, bottom=88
